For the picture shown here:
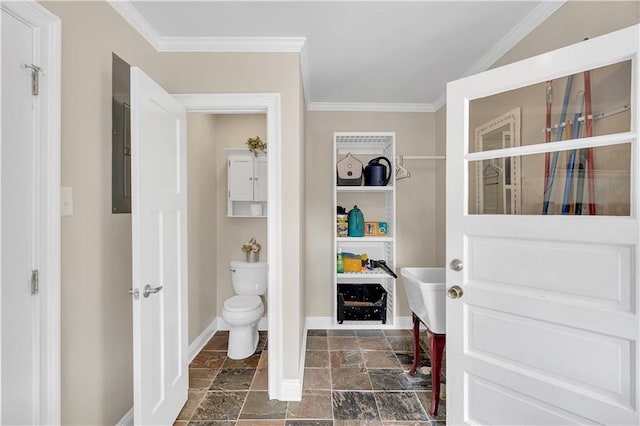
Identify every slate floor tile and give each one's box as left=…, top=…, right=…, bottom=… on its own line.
left=362, top=351, right=401, bottom=369
left=330, top=350, right=364, bottom=368
left=368, top=369, right=411, bottom=390
left=190, top=391, right=246, bottom=421
left=240, top=391, right=288, bottom=419
left=374, top=391, right=428, bottom=421
left=303, top=368, right=332, bottom=390
left=331, top=367, right=372, bottom=390
left=305, top=350, right=330, bottom=368
left=286, top=390, right=332, bottom=419
left=332, top=391, right=380, bottom=421
left=210, top=368, right=256, bottom=390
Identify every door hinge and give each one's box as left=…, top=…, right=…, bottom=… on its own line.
left=31, top=269, right=39, bottom=295
left=23, top=64, right=42, bottom=96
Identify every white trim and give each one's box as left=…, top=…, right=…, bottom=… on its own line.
left=307, top=102, right=435, bottom=113
left=115, top=407, right=134, bottom=426
left=462, top=1, right=566, bottom=79
left=305, top=316, right=414, bottom=330
left=187, top=318, right=219, bottom=363
left=173, top=93, right=284, bottom=401
left=106, top=1, right=306, bottom=53
left=279, top=380, right=302, bottom=401
left=106, top=0, right=162, bottom=50
left=299, top=43, right=312, bottom=109
left=0, top=1, right=61, bottom=424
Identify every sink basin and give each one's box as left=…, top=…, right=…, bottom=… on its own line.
left=400, top=267, right=446, bottom=334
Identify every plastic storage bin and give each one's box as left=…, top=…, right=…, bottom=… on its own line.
left=337, top=283, right=387, bottom=324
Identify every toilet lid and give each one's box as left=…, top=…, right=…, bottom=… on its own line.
left=224, top=295, right=262, bottom=312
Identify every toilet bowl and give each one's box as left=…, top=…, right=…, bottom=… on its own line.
left=222, top=260, right=267, bottom=360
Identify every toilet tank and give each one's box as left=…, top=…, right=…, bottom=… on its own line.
left=230, top=260, right=268, bottom=295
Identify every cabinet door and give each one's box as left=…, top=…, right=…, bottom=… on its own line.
left=254, top=155, right=268, bottom=202
left=228, top=156, right=254, bottom=201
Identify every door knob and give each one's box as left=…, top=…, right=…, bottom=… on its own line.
left=449, top=259, right=463, bottom=271
left=143, top=284, right=163, bottom=298
left=447, top=285, right=463, bottom=299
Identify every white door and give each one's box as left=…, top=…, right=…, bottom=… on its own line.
left=446, top=25, right=639, bottom=425
left=228, top=155, right=255, bottom=201
left=254, top=155, right=268, bottom=202
left=1, top=10, right=39, bottom=425
left=130, top=67, right=188, bottom=425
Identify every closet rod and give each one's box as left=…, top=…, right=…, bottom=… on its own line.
left=398, top=155, right=446, bottom=160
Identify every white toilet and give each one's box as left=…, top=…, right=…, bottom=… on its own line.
left=222, top=260, right=268, bottom=360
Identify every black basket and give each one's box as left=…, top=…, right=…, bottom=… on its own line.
left=337, top=283, right=387, bottom=324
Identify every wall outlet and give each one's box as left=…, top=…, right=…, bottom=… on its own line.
left=61, top=186, right=73, bottom=216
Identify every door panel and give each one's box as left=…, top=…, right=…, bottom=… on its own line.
left=131, top=67, right=188, bottom=425
left=446, top=25, right=640, bottom=425
left=1, top=10, right=38, bottom=425
left=254, top=155, right=268, bottom=202
left=228, top=156, right=254, bottom=201
left=469, top=237, right=632, bottom=310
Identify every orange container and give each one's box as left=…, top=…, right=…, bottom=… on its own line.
left=343, top=257, right=362, bottom=273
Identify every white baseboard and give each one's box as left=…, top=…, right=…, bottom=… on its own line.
left=306, top=316, right=415, bottom=330
left=188, top=317, right=219, bottom=363
left=116, top=407, right=134, bottom=426
left=279, top=379, right=302, bottom=401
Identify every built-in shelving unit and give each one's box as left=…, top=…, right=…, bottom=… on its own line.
left=333, top=132, right=397, bottom=327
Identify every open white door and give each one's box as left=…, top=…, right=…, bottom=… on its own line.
left=447, top=25, right=639, bottom=425
left=130, top=67, right=188, bottom=425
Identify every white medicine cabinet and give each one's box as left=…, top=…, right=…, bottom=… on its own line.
left=227, top=148, right=267, bottom=217
left=333, top=132, right=397, bottom=327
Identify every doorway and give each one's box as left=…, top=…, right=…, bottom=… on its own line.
left=174, top=94, right=283, bottom=400
left=0, top=2, right=61, bottom=424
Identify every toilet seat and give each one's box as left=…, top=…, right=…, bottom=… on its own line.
left=223, top=295, right=262, bottom=312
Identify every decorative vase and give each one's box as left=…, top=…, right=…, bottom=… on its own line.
left=246, top=251, right=259, bottom=263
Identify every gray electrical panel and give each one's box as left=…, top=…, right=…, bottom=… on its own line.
left=112, top=53, right=131, bottom=213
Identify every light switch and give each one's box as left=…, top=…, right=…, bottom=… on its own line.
left=61, top=186, right=73, bottom=216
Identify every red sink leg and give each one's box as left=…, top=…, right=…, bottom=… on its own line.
left=428, top=331, right=446, bottom=417
left=408, top=313, right=420, bottom=376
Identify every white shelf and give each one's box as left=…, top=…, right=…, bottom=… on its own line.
left=336, top=186, right=393, bottom=192
left=337, top=272, right=391, bottom=279
left=336, top=236, right=393, bottom=242
left=334, top=131, right=397, bottom=327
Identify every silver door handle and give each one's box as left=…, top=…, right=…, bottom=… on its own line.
left=143, top=284, right=163, bottom=298
left=449, top=258, right=463, bottom=271
left=448, top=285, right=463, bottom=299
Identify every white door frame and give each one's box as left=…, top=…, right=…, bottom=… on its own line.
left=0, top=0, right=61, bottom=424
left=173, top=93, right=283, bottom=400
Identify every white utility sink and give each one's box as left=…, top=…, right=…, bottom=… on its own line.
left=400, top=267, right=446, bottom=334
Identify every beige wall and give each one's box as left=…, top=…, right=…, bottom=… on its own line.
left=187, top=114, right=218, bottom=342
left=41, top=1, right=159, bottom=424
left=214, top=115, right=268, bottom=314
left=435, top=108, right=447, bottom=266
left=305, top=111, right=440, bottom=320
left=187, top=113, right=268, bottom=339
left=158, top=52, right=305, bottom=379
left=493, top=1, right=640, bottom=69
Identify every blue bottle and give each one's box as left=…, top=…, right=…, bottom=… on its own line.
left=348, top=205, right=364, bottom=237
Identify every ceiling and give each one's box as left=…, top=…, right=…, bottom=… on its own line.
left=111, top=1, right=565, bottom=111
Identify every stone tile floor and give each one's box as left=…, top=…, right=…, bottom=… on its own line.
left=175, top=329, right=446, bottom=425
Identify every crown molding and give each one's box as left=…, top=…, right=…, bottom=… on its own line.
left=462, top=0, right=565, bottom=78
left=108, top=1, right=305, bottom=53
left=307, top=102, right=435, bottom=113
left=107, top=0, right=162, bottom=50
